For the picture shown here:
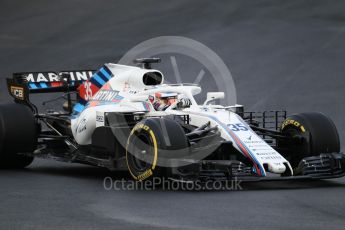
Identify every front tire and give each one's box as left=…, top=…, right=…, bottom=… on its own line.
left=278, top=112, right=340, bottom=168
left=126, top=117, right=189, bottom=181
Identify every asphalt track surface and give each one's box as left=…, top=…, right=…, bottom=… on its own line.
left=1, top=0, right=345, bottom=229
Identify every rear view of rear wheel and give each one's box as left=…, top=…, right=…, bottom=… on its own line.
left=278, top=112, right=340, bottom=168
left=0, top=103, right=37, bottom=169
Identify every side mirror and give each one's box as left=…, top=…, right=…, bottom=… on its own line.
left=203, top=92, right=225, bottom=106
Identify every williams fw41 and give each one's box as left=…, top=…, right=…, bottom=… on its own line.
left=1, top=58, right=344, bottom=182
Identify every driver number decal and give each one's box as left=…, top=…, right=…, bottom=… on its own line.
left=84, top=81, right=93, bottom=100
left=227, top=123, right=248, bottom=131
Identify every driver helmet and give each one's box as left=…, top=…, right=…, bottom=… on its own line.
left=153, top=92, right=178, bottom=110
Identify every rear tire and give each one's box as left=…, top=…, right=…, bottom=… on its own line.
left=279, top=112, right=340, bottom=168
left=0, top=103, right=37, bottom=169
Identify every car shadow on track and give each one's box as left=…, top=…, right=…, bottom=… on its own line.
left=0, top=160, right=132, bottom=181
left=240, top=179, right=345, bottom=191
left=3, top=159, right=345, bottom=192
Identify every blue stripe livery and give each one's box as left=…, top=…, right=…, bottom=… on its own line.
left=29, top=83, right=38, bottom=89
left=100, top=67, right=112, bottom=79
left=40, top=83, right=48, bottom=88
left=73, top=103, right=85, bottom=113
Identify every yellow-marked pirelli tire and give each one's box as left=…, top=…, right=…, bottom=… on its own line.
left=0, top=104, right=37, bottom=169
left=126, top=117, right=189, bottom=181
left=279, top=112, right=340, bottom=168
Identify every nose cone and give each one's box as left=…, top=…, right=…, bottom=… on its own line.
left=267, top=162, right=286, bottom=174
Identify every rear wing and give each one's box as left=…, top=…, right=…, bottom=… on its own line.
left=8, top=70, right=95, bottom=94
left=7, top=66, right=112, bottom=114
left=7, top=70, right=95, bottom=112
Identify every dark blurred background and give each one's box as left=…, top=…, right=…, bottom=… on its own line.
left=1, top=0, right=344, bottom=149
left=1, top=1, right=345, bottom=230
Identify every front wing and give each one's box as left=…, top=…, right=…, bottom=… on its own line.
left=168, top=153, right=345, bottom=182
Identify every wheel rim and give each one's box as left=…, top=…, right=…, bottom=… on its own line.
left=129, top=133, right=154, bottom=172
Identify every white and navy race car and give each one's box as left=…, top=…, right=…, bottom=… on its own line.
left=1, top=58, right=344, bottom=182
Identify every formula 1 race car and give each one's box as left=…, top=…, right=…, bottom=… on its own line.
left=1, top=58, right=344, bottom=182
